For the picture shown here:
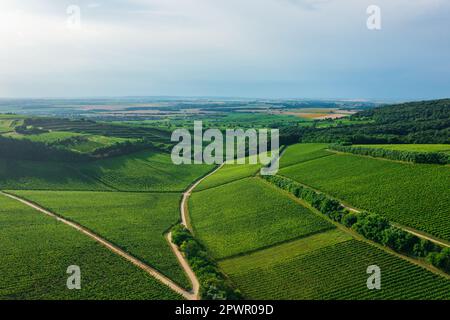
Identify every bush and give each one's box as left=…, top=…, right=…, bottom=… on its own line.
left=342, top=212, right=358, bottom=227
left=381, top=227, right=420, bottom=253
left=427, top=248, right=450, bottom=273
left=352, top=213, right=390, bottom=243
left=171, top=225, right=242, bottom=300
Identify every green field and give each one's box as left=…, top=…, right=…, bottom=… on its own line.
left=0, top=194, right=181, bottom=300
left=189, top=177, right=334, bottom=259
left=79, top=150, right=214, bottom=192
left=220, top=235, right=450, bottom=300
left=195, top=160, right=261, bottom=191
left=279, top=143, right=331, bottom=168
left=0, top=150, right=213, bottom=192
left=354, top=144, right=450, bottom=154
left=4, top=131, right=82, bottom=143
left=0, top=118, right=21, bottom=133
left=8, top=191, right=190, bottom=288
left=0, top=158, right=110, bottom=191
left=279, top=151, right=450, bottom=241
left=3, top=131, right=133, bottom=153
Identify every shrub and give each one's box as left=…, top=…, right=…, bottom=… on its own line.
left=171, top=225, right=242, bottom=300
left=342, top=212, right=358, bottom=227
left=352, top=213, right=390, bottom=243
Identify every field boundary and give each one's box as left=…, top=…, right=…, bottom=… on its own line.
left=276, top=172, right=450, bottom=248
left=0, top=191, right=197, bottom=300
left=217, top=227, right=335, bottom=262
left=257, top=177, right=450, bottom=280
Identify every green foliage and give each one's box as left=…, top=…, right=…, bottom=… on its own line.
left=171, top=225, right=241, bottom=300
left=0, top=195, right=182, bottom=300
left=330, top=144, right=449, bottom=164
left=190, top=177, right=334, bottom=259
left=428, top=248, right=450, bottom=273
left=282, top=99, right=450, bottom=144
left=10, top=191, right=191, bottom=288
left=352, top=212, right=390, bottom=243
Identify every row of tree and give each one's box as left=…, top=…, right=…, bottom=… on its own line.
left=262, top=175, right=450, bottom=274
left=330, top=144, right=450, bottom=165
left=171, top=225, right=242, bottom=300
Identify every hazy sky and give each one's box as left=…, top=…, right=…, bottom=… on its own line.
left=1, top=0, right=449, bottom=99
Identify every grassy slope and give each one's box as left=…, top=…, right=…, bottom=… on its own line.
left=9, top=191, right=190, bottom=289
left=279, top=152, right=450, bottom=241
left=79, top=150, right=214, bottom=192
left=354, top=144, right=450, bottom=154
left=0, top=158, right=109, bottom=191
left=220, top=235, right=450, bottom=300
left=189, top=177, right=334, bottom=259
left=0, top=150, right=213, bottom=192
left=195, top=161, right=261, bottom=191
left=279, top=143, right=331, bottom=168
left=0, top=194, right=181, bottom=300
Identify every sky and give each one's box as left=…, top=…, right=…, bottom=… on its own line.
left=0, top=0, right=449, bottom=100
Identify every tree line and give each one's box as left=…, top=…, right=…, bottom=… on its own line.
left=330, top=144, right=450, bottom=165
left=171, top=225, right=242, bottom=300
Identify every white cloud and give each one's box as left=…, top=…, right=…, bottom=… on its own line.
left=0, top=0, right=449, bottom=98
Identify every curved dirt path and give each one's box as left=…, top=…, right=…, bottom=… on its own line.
left=1, top=191, right=196, bottom=300
left=164, top=163, right=225, bottom=300
left=180, top=163, right=225, bottom=231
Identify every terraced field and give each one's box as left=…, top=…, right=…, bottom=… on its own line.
left=0, top=194, right=181, bottom=300
left=24, top=118, right=171, bottom=144
left=279, top=143, right=331, bottom=168
left=279, top=152, right=450, bottom=241
left=220, top=235, right=450, bottom=300
left=78, top=150, right=214, bottom=192
left=8, top=191, right=190, bottom=288
left=354, top=144, right=450, bottom=154
left=189, top=177, right=334, bottom=259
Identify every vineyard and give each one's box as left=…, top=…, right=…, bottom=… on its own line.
left=9, top=190, right=191, bottom=288
left=195, top=159, right=261, bottom=191
left=220, top=238, right=450, bottom=300
left=0, top=194, right=181, bottom=300
left=354, top=144, right=450, bottom=154
left=279, top=151, right=450, bottom=241
left=0, top=158, right=110, bottom=191
left=23, top=118, right=172, bottom=144
left=279, top=143, right=331, bottom=168
left=189, top=177, right=334, bottom=259
left=78, top=150, right=214, bottom=192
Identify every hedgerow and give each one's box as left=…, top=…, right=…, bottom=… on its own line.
left=171, top=225, right=242, bottom=300
left=262, top=175, right=450, bottom=274
left=330, top=144, right=450, bottom=164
